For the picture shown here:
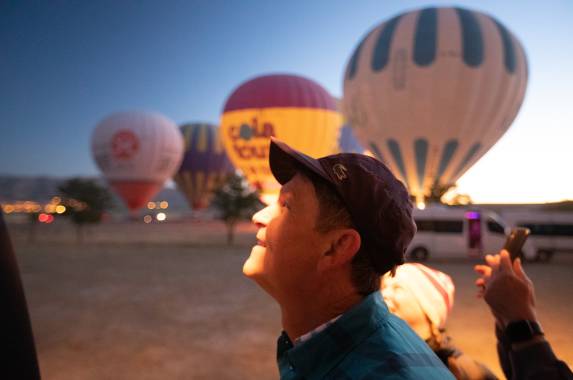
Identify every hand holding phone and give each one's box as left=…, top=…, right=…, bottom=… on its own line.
left=503, top=227, right=530, bottom=261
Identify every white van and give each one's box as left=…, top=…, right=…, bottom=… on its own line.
left=500, top=211, right=573, bottom=262
left=406, top=205, right=515, bottom=261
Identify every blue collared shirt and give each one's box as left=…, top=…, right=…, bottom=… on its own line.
left=276, top=291, right=455, bottom=379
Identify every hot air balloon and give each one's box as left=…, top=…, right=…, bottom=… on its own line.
left=91, top=111, right=184, bottom=213
left=220, top=74, right=342, bottom=203
left=343, top=7, right=528, bottom=205
left=173, top=123, right=234, bottom=209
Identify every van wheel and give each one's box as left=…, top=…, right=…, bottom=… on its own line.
left=536, top=250, right=553, bottom=263
left=409, top=247, right=429, bottom=262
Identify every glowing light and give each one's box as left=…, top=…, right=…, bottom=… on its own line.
left=143, top=215, right=153, bottom=224
left=159, top=201, right=168, bottom=209
left=156, top=212, right=166, bottom=222
left=44, top=204, right=56, bottom=213
left=45, top=215, right=54, bottom=224
left=38, top=213, right=49, bottom=222
left=465, top=211, right=481, bottom=220
left=147, top=202, right=156, bottom=210
left=416, top=201, right=426, bottom=210
left=55, top=205, right=66, bottom=214
left=51, top=196, right=61, bottom=204
left=2, top=205, right=14, bottom=214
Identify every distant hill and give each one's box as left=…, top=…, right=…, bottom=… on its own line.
left=0, top=175, right=189, bottom=211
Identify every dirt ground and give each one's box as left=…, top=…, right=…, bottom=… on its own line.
left=7, top=220, right=573, bottom=380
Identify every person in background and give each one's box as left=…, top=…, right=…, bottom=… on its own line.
left=475, top=250, right=573, bottom=380
left=382, top=263, right=497, bottom=380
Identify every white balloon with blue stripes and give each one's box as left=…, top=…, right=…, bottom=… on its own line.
left=343, top=6, right=528, bottom=204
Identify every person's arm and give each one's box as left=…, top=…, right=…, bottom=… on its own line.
left=495, top=323, right=513, bottom=380
left=475, top=251, right=573, bottom=380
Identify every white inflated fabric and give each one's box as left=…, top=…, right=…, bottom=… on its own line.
left=343, top=7, right=528, bottom=202
left=91, top=111, right=184, bottom=182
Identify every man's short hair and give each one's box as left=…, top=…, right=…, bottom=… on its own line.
left=299, top=166, right=387, bottom=295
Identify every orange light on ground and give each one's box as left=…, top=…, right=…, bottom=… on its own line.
left=156, top=212, right=166, bottom=222
left=147, top=202, right=156, bottom=210
left=159, top=201, right=168, bottom=209
left=55, top=205, right=66, bottom=214
left=44, top=204, right=56, bottom=213
left=2, top=204, right=15, bottom=213
left=143, top=215, right=153, bottom=224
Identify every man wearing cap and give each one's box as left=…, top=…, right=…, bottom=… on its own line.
left=382, top=263, right=497, bottom=379
left=243, top=138, right=454, bottom=379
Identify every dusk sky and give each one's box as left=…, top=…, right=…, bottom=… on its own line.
left=1, top=0, right=571, bottom=203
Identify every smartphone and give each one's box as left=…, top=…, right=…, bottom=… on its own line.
left=503, top=227, right=530, bottom=261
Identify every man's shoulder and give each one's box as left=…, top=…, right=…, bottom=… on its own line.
left=326, top=315, right=455, bottom=379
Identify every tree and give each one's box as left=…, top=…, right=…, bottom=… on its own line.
left=58, top=178, right=114, bottom=242
left=211, top=173, right=261, bottom=245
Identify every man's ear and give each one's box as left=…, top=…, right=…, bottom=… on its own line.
left=318, top=228, right=361, bottom=273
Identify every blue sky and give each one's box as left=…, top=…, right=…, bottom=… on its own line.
left=1, top=0, right=571, bottom=203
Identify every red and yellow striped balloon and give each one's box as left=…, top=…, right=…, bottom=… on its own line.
left=220, top=74, right=342, bottom=203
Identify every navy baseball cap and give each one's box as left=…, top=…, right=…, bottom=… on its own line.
left=269, top=137, right=416, bottom=273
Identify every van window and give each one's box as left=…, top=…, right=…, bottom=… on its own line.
left=487, top=218, right=505, bottom=234
left=433, top=220, right=463, bottom=233
left=519, top=223, right=573, bottom=237
left=414, top=219, right=434, bottom=232
left=555, top=224, right=573, bottom=236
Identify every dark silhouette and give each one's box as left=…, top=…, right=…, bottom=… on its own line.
left=0, top=212, right=41, bottom=379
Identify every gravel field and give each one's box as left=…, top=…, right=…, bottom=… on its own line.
left=7, top=220, right=573, bottom=380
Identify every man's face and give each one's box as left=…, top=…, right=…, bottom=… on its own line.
left=243, top=173, right=329, bottom=300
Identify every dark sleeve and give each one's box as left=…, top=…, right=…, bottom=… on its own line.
left=496, top=325, right=573, bottom=380
left=509, top=340, right=573, bottom=380
left=495, top=324, right=513, bottom=380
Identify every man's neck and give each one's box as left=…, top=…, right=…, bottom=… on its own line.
left=280, top=288, right=364, bottom=342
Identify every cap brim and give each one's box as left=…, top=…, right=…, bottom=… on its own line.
left=269, top=137, right=331, bottom=185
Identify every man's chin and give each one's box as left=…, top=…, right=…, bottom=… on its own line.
left=242, top=245, right=266, bottom=278
left=243, top=246, right=277, bottom=297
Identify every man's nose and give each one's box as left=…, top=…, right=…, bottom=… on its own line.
left=252, top=205, right=274, bottom=227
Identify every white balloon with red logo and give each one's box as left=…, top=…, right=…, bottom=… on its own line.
left=91, top=111, right=184, bottom=212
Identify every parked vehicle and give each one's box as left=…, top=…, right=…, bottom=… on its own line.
left=407, top=206, right=513, bottom=261
left=501, top=211, right=573, bottom=262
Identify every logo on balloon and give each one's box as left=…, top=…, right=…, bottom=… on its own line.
left=111, top=129, right=139, bottom=160
left=227, top=117, right=276, bottom=159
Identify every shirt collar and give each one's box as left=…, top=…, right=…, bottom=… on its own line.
left=295, top=315, right=341, bottom=346
left=276, top=291, right=390, bottom=379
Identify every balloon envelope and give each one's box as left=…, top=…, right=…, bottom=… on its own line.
left=91, top=111, right=184, bottom=212
left=220, top=74, right=342, bottom=202
left=343, top=7, right=528, bottom=202
left=173, top=123, right=234, bottom=209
